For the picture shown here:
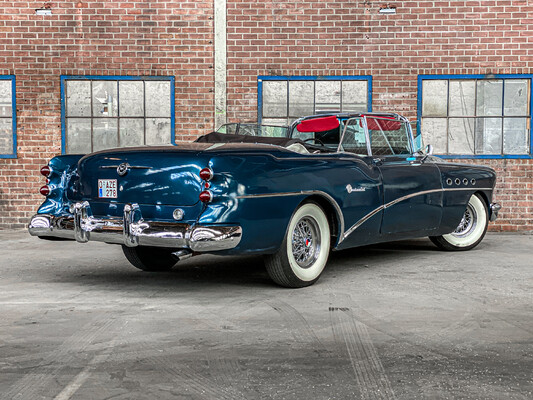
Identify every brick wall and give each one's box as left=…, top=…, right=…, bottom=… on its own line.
left=225, top=0, right=533, bottom=232
left=0, top=0, right=214, bottom=228
left=0, top=1, right=532, bottom=231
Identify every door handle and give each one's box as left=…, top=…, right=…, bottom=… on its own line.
left=372, top=158, right=382, bottom=166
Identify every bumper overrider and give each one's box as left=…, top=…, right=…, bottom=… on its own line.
left=490, top=203, right=501, bottom=222
left=28, top=201, right=242, bottom=252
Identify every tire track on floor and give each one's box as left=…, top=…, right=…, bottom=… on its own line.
left=329, top=296, right=396, bottom=400
left=2, top=313, right=119, bottom=400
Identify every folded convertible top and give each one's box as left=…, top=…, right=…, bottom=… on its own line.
left=195, top=131, right=304, bottom=147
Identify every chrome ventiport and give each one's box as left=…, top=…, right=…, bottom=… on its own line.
left=463, top=178, right=469, bottom=185
left=471, top=178, right=476, bottom=185
left=455, top=178, right=461, bottom=185
left=446, top=178, right=453, bottom=186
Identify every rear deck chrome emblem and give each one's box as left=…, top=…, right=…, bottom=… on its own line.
left=117, top=163, right=129, bottom=176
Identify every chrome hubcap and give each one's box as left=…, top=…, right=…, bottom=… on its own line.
left=452, top=204, right=477, bottom=237
left=292, top=217, right=321, bottom=268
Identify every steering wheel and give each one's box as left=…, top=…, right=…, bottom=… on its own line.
left=303, top=138, right=325, bottom=147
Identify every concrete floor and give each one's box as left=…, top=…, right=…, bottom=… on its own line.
left=0, top=231, right=531, bottom=400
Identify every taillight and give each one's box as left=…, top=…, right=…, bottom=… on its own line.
left=199, top=190, right=213, bottom=203
left=40, top=165, right=51, bottom=177
left=39, top=185, right=50, bottom=196
left=199, top=167, right=213, bottom=181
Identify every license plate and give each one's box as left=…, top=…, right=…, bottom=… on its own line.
left=98, top=179, right=117, bottom=198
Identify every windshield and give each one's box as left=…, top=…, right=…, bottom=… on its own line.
left=339, top=116, right=412, bottom=156
left=217, top=123, right=288, bottom=137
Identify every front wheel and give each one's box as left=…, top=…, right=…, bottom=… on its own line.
left=265, top=202, right=331, bottom=288
left=122, top=246, right=177, bottom=272
left=430, top=193, right=489, bottom=251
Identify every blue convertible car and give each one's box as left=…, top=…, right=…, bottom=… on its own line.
left=29, top=113, right=501, bottom=287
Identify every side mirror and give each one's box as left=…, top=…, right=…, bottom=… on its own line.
left=421, top=144, right=433, bottom=162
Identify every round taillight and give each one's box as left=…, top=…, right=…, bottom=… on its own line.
left=199, top=167, right=213, bottom=181
left=39, top=185, right=50, bottom=196
left=199, top=190, right=213, bottom=203
left=40, top=165, right=51, bottom=177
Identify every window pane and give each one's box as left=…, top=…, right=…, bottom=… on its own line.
left=476, top=80, right=503, bottom=116
left=0, top=118, right=13, bottom=154
left=93, top=119, right=118, bottom=152
left=92, top=81, right=118, bottom=117
left=340, top=118, right=367, bottom=154
left=367, top=118, right=411, bottom=156
left=0, top=80, right=12, bottom=117
left=146, top=118, right=171, bottom=145
left=315, top=81, right=341, bottom=113
left=422, top=80, right=448, bottom=117
left=503, top=118, right=529, bottom=154
left=119, top=119, right=145, bottom=147
left=448, top=118, right=475, bottom=155
left=119, top=81, right=144, bottom=117
left=261, top=118, right=288, bottom=127
left=504, top=80, right=529, bottom=116
left=66, top=118, right=92, bottom=154
left=342, top=80, right=367, bottom=113
left=66, top=81, right=91, bottom=117
left=263, top=81, right=287, bottom=118
left=146, top=81, right=171, bottom=117
left=475, top=118, right=502, bottom=155
left=288, top=81, right=314, bottom=117
left=421, top=118, right=447, bottom=153
left=449, top=80, right=476, bottom=116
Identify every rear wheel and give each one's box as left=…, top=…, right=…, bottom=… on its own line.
left=122, top=246, right=177, bottom=272
left=430, top=194, right=488, bottom=251
left=265, top=202, right=330, bottom=288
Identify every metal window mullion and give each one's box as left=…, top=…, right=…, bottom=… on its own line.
left=286, top=80, right=290, bottom=126
left=117, top=80, right=120, bottom=148
left=446, top=80, right=450, bottom=154
left=501, top=79, right=505, bottom=155
left=474, top=79, right=478, bottom=154
left=90, top=80, right=94, bottom=153
left=143, top=80, right=146, bottom=145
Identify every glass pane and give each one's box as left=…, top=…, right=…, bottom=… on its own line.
left=92, top=81, right=118, bottom=117
left=261, top=118, right=288, bottom=127
left=288, top=81, right=314, bottom=117
left=263, top=81, right=287, bottom=118
left=119, top=119, right=144, bottom=147
left=503, top=118, right=529, bottom=154
left=476, top=80, right=503, bottom=116
left=315, top=81, right=341, bottom=113
left=449, top=80, right=476, bottom=116
left=0, top=118, right=13, bottom=154
left=448, top=118, right=475, bottom=155
left=119, top=81, right=144, bottom=117
left=421, top=118, right=447, bottom=154
left=66, top=118, right=92, bottom=154
left=422, top=80, right=448, bottom=117
left=146, top=118, right=171, bottom=145
left=475, top=118, right=502, bottom=155
left=367, top=118, right=411, bottom=156
left=340, top=117, right=367, bottom=155
left=342, top=80, right=368, bottom=112
left=93, top=119, right=118, bottom=152
left=0, top=80, right=13, bottom=117
left=504, top=80, right=529, bottom=116
left=146, top=81, right=171, bottom=117
left=66, top=81, right=91, bottom=117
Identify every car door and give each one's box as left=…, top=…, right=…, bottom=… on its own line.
left=364, top=116, right=442, bottom=235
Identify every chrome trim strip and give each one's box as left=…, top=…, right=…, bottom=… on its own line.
left=100, top=165, right=151, bottom=169
left=235, top=190, right=345, bottom=243
left=341, top=187, right=493, bottom=242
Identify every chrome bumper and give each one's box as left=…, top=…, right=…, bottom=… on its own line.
left=28, top=201, right=242, bottom=252
left=490, top=203, right=501, bottom=222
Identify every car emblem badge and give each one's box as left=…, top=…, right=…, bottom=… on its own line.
left=346, top=184, right=366, bottom=193
left=117, top=163, right=129, bottom=177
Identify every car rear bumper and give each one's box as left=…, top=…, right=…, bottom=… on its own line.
left=28, top=201, right=242, bottom=252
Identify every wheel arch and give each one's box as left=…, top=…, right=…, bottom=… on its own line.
left=302, top=194, right=343, bottom=248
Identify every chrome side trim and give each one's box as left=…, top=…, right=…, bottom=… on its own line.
left=236, top=190, right=345, bottom=244
left=100, top=165, right=151, bottom=169
left=341, top=187, right=493, bottom=242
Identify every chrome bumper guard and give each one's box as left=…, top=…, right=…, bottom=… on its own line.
left=490, top=203, right=501, bottom=222
left=28, top=201, right=242, bottom=252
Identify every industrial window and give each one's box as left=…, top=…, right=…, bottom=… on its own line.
left=61, top=76, right=175, bottom=154
left=258, top=76, right=372, bottom=126
left=0, top=76, right=16, bottom=158
left=419, top=75, right=532, bottom=157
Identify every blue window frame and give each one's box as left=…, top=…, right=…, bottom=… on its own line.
left=418, top=74, right=533, bottom=159
left=60, top=76, right=175, bottom=155
left=258, top=76, right=372, bottom=126
left=0, top=75, right=17, bottom=158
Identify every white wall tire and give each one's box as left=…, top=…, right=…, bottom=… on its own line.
left=430, top=194, right=489, bottom=251
left=265, top=202, right=330, bottom=288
